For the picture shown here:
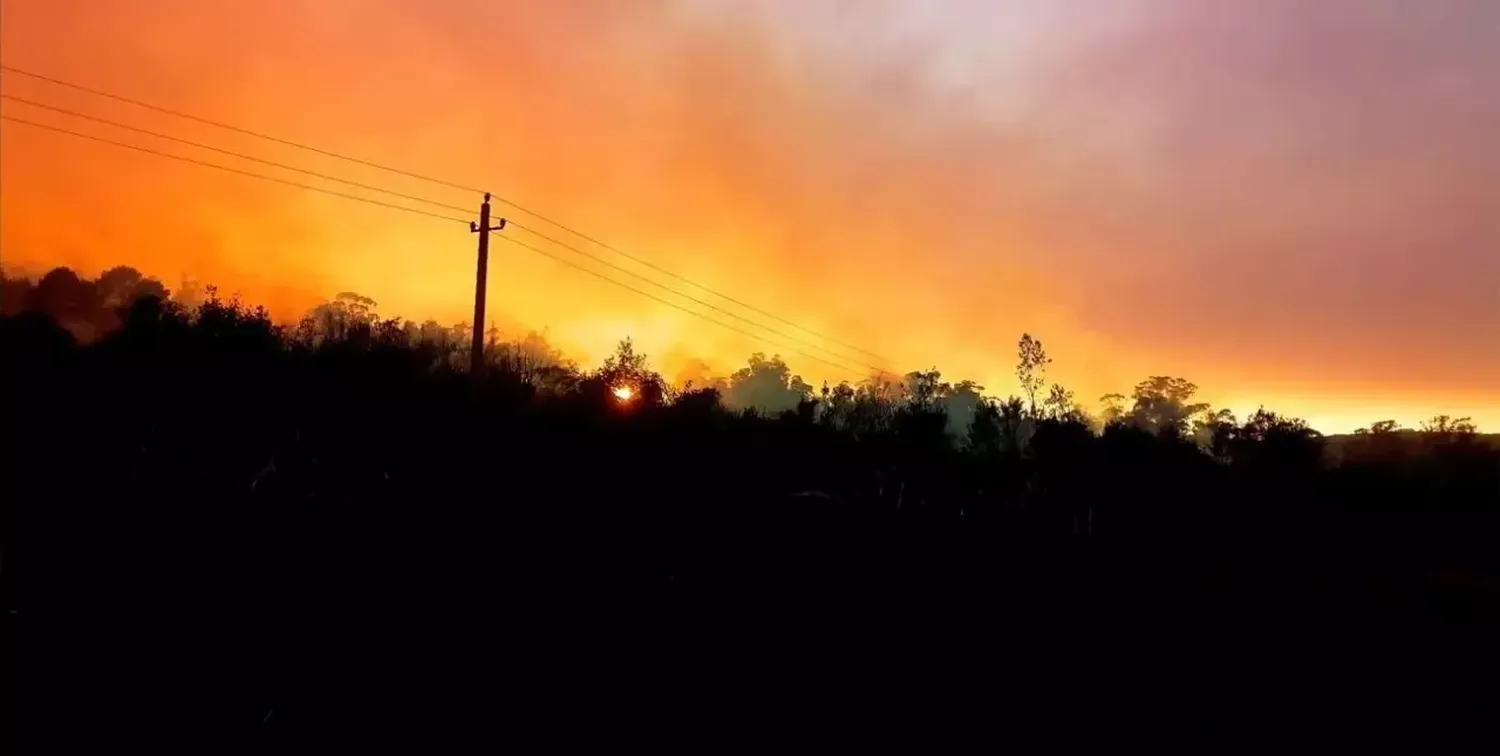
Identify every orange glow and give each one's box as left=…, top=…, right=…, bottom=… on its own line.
left=1, top=1, right=1495, bottom=434
left=612, top=385, right=635, bottom=402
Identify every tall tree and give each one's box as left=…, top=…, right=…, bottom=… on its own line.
left=902, top=369, right=950, bottom=410
left=1127, top=376, right=1210, bottom=438
left=1099, top=393, right=1128, bottom=425
left=1016, top=333, right=1051, bottom=416
left=492, top=329, right=578, bottom=393
left=1420, top=415, right=1478, bottom=436
left=1043, top=383, right=1077, bottom=421
left=300, top=292, right=379, bottom=343
left=95, top=266, right=168, bottom=311
left=30, top=267, right=100, bottom=341
left=725, top=353, right=812, bottom=415
left=1226, top=408, right=1325, bottom=473
left=1195, top=408, right=1238, bottom=459
left=594, top=337, right=666, bottom=407
left=942, top=379, right=987, bottom=442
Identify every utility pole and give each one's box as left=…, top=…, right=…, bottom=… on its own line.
left=469, top=192, right=506, bottom=376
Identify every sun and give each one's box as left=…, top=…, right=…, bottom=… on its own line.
left=612, top=384, right=634, bottom=401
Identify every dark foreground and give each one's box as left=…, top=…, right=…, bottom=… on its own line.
left=5, top=299, right=1499, bottom=748
left=14, top=510, right=1500, bottom=748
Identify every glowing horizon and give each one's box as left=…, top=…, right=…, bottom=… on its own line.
left=2, top=0, right=1496, bottom=434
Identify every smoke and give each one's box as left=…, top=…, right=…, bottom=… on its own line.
left=1, top=0, right=1495, bottom=430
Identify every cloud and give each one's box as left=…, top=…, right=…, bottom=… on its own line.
left=1021, top=0, right=1500, bottom=386
left=1, top=0, right=1494, bottom=430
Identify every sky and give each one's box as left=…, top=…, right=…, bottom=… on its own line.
left=1, top=0, right=1496, bottom=432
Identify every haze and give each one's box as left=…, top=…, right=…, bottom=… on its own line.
left=2, top=0, right=1496, bottom=432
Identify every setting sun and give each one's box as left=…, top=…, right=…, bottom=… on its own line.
left=612, top=385, right=634, bottom=402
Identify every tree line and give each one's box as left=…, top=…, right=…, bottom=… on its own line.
left=3, top=264, right=1483, bottom=448
left=6, top=263, right=1498, bottom=747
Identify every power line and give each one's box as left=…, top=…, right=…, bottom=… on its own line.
left=494, top=235, right=869, bottom=377
left=2, top=91, right=881, bottom=372
left=489, top=200, right=892, bottom=366
left=3, top=94, right=876, bottom=372
left=0, top=93, right=475, bottom=216
left=0, top=115, right=473, bottom=224
left=508, top=221, right=883, bottom=374
left=0, top=63, right=486, bottom=196
left=0, top=63, right=891, bottom=366
left=1, top=112, right=876, bottom=377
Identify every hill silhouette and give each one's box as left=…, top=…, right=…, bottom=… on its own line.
left=4, top=264, right=1498, bottom=746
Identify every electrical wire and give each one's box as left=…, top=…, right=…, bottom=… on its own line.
left=494, top=235, right=868, bottom=377
left=489, top=198, right=892, bottom=365
left=507, top=220, right=881, bottom=374
left=1, top=93, right=878, bottom=370
left=0, top=63, right=892, bottom=365
left=0, top=115, right=473, bottom=224
left=0, top=93, right=476, bottom=216
left=0, top=64, right=486, bottom=195
left=0, top=112, right=878, bottom=377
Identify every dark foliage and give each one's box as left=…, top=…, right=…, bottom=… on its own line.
left=5, top=267, right=1499, bottom=746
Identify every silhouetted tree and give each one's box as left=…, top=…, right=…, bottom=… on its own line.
left=300, top=291, right=381, bottom=345
left=1226, top=408, right=1325, bottom=475
left=1042, top=382, right=1077, bottom=421
left=1196, top=408, right=1238, bottom=460
left=1356, top=419, right=1404, bottom=436
left=1342, top=419, right=1409, bottom=465
left=1, top=271, right=35, bottom=316
left=942, top=379, right=986, bottom=443
left=491, top=329, right=578, bottom=393
left=1099, top=393, right=1128, bottom=425
left=587, top=337, right=666, bottom=407
left=1016, top=333, right=1050, bottom=415
left=30, top=267, right=99, bottom=340
left=902, top=368, right=949, bottom=411
left=172, top=275, right=206, bottom=311
left=1421, top=414, right=1478, bottom=437
left=1125, top=376, right=1210, bottom=438
left=725, top=353, right=812, bottom=415
left=673, top=385, right=724, bottom=415
left=9, top=261, right=1500, bottom=750
left=893, top=368, right=954, bottom=455
left=96, top=265, right=169, bottom=311
left=996, top=395, right=1029, bottom=455
left=966, top=396, right=1003, bottom=456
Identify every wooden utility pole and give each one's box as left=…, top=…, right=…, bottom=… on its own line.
left=469, top=192, right=506, bottom=376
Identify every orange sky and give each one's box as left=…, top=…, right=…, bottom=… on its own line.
left=2, top=0, right=1496, bottom=433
